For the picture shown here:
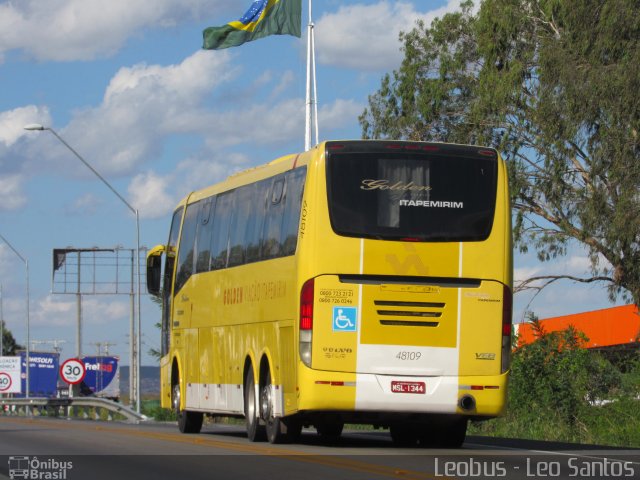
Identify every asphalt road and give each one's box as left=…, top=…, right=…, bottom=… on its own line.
left=0, top=417, right=638, bottom=480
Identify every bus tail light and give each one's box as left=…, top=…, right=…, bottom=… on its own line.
left=300, top=279, right=314, bottom=367
left=501, top=285, right=512, bottom=373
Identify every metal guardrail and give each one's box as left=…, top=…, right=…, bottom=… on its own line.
left=0, top=397, right=147, bottom=423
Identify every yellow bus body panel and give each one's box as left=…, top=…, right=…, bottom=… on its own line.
left=158, top=141, right=512, bottom=421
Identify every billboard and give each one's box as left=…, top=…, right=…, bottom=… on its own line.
left=17, top=351, right=60, bottom=398
left=81, top=356, right=120, bottom=400
left=0, top=356, right=21, bottom=394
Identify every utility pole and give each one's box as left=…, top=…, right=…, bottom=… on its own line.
left=90, top=341, right=117, bottom=356
left=30, top=339, right=67, bottom=354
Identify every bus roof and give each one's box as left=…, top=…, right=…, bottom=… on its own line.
left=174, top=139, right=500, bottom=208
left=175, top=146, right=317, bottom=208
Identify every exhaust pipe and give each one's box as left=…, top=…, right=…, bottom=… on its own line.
left=459, top=394, right=476, bottom=411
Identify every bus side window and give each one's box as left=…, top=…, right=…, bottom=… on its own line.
left=282, top=167, right=306, bottom=256
left=261, top=176, right=286, bottom=259
left=174, top=201, right=200, bottom=294
left=228, top=185, right=253, bottom=267
left=210, top=191, right=234, bottom=270
left=195, top=197, right=215, bottom=273
left=245, top=180, right=269, bottom=264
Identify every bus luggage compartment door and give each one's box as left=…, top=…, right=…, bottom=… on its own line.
left=310, top=275, right=504, bottom=378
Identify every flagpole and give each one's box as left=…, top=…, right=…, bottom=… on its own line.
left=305, top=0, right=318, bottom=151
left=311, top=16, right=318, bottom=146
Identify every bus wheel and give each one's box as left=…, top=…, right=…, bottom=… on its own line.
left=261, top=369, right=288, bottom=444
left=418, top=418, right=467, bottom=448
left=436, top=418, right=467, bottom=448
left=244, top=368, right=266, bottom=442
left=283, top=416, right=303, bottom=443
left=390, top=423, right=419, bottom=447
left=172, top=383, right=203, bottom=434
left=316, top=419, right=344, bottom=439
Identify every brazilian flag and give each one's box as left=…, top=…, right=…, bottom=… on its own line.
left=203, top=0, right=302, bottom=50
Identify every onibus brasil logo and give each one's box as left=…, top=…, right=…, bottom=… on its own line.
left=8, top=456, right=73, bottom=479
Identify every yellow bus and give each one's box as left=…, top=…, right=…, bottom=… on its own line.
left=147, top=140, right=512, bottom=446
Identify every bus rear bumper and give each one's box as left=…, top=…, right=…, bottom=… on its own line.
left=297, top=370, right=508, bottom=418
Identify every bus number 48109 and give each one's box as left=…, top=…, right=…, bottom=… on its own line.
left=396, top=351, right=421, bottom=361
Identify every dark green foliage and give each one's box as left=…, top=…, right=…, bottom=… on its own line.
left=511, top=320, right=621, bottom=425
left=141, top=399, right=176, bottom=421
left=361, top=0, right=640, bottom=304
left=1, top=320, right=23, bottom=356
left=148, top=294, right=162, bottom=361
left=471, top=321, right=639, bottom=446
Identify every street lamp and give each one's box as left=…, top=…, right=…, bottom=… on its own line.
left=0, top=233, right=30, bottom=398
left=24, top=123, right=142, bottom=413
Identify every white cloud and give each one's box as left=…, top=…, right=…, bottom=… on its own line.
left=196, top=96, right=363, bottom=151
left=514, top=265, right=543, bottom=284
left=103, top=50, right=229, bottom=107
left=0, top=105, right=51, bottom=147
left=318, top=98, right=364, bottom=136
left=566, top=255, right=594, bottom=272
left=128, top=153, right=249, bottom=219
left=128, top=171, right=177, bottom=219
left=175, top=154, right=243, bottom=193
left=38, top=50, right=235, bottom=177
left=0, top=174, right=27, bottom=211
left=315, top=0, right=468, bottom=71
left=32, top=296, right=75, bottom=327
left=269, top=70, right=296, bottom=100
left=65, top=193, right=102, bottom=215
left=513, top=245, right=620, bottom=323
left=10, top=46, right=362, bottom=218
left=82, top=298, right=129, bottom=324
left=0, top=0, right=229, bottom=62
left=31, top=295, right=129, bottom=327
left=0, top=244, right=11, bottom=276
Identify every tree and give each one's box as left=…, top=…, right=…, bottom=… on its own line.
left=147, top=294, right=162, bottom=361
left=1, top=320, right=23, bottom=356
left=360, top=0, right=640, bottom=305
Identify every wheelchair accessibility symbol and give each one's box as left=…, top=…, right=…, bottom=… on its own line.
left=333, top=307, right=357, bottom=332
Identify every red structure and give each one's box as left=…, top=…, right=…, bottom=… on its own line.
left=515, top=304, right=640, bottom=350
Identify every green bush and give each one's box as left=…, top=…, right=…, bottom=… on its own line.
left=141, top=399, right=176, bottom=421
left=510, top=320, right=621, bottom=424
left=471, top=317, right=638, bottom=447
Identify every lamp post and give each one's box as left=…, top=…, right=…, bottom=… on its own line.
left=24, top=124, right=142, bottom=413
left=0, top=233, right=30, bottom=398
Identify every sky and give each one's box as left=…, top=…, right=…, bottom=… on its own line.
left=0, top=0, right=626, bottom=366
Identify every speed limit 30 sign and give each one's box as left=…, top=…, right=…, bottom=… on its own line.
left=60, top=358, right=86, bottom=385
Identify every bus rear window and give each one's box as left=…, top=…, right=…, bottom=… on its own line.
left=326, top=147, right=498, bottom=242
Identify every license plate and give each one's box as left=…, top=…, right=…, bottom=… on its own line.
left=391, top=381, right=426, bottom=394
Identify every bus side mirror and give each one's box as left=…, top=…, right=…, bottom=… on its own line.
left=146, top=245, right=165, bottom=297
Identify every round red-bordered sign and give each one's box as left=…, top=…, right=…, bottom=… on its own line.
left=0, top=372, right=12, bottom=392
left=59, top=358, right=86, bottom=385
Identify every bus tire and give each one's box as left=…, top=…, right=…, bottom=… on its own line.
left=244, top=368, right=266, bottom=442
left=438, top=418, right=467, bottom=448
left=390, top=423, right=419, bottom=447
left=316, top=419, right=344, bottom=439
left=261, top=369, right=288, bottom=444
left=173, top=382, right=203, bottom=434
left=282, top=416, right=303, bottom=443
left=418, top=418, right=467, bottom=448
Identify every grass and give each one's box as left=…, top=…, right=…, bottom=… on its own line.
left=469, top=399, right=640, bottom=448
left=141, top=396, right=639, bottom=447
